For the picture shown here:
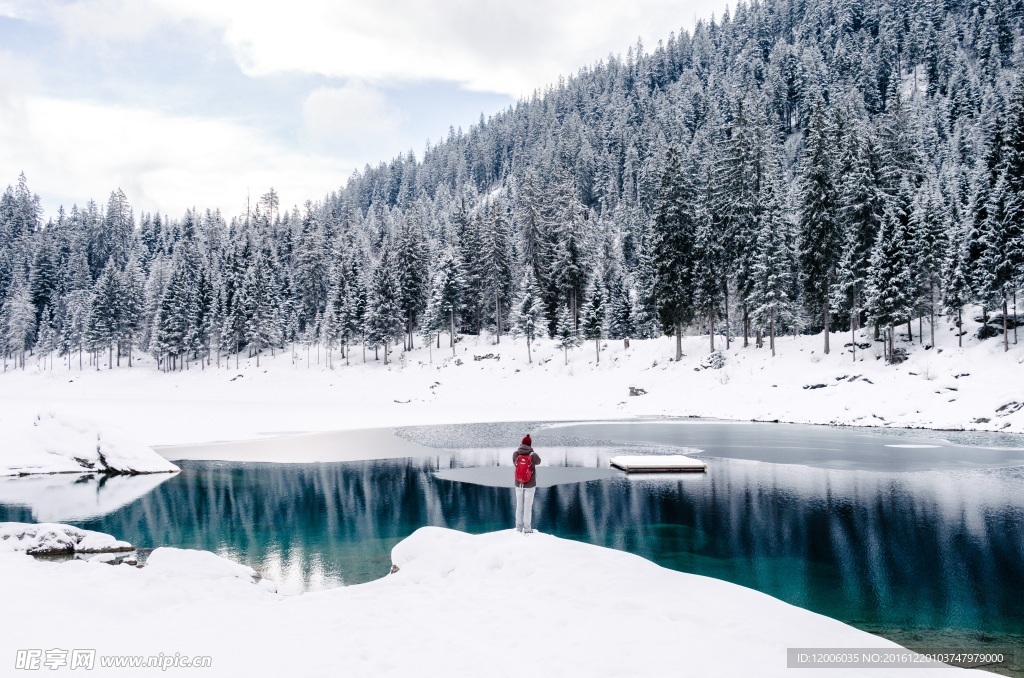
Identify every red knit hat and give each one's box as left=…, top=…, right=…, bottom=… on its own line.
left=522, top=434, right=532, bottom=446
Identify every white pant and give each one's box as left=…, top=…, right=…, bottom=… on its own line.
left=515, top=486, right=536, bottom=531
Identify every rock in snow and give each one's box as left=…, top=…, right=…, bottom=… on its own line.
left=0, top=522, right=132, bottom=555
left=0, top=412, right=179, bottom=477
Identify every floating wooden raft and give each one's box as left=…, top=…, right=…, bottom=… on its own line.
left=609, top=455, right=707, bottom=473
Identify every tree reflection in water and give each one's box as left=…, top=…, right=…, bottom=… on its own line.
left=1, top=454, right=1022, bottom=642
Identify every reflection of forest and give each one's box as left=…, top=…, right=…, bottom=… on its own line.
left=3, top=455, right=1021, bottom=634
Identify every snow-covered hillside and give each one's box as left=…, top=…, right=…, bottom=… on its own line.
left=0, top=310, right=1020, bottom=452
left=0, top=526, right=989, bottom=677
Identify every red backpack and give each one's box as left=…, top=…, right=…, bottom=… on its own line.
left=514, top=453, right=534, bottom=485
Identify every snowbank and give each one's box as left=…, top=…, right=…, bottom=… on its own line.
left=146, top=547, right=275, bottom=591
left=0, top=526, right=989, bottom=676
left=0, top=412, right=179, bottom=476
left=0, top=522, right=132, bottom=554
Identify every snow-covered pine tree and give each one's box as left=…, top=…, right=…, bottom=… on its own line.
left=60, top=289, right=91, bottom=370
left=692, top=213, right=723, bottom=352
left=339, top=253, right=366, bottom=365
left=630, top=220, right=660, bottom=340
left=87, top=261, right=120, bottom=369
left=118, top=257, right=146, bottom=367
left=992, top=76, right=1024, bottom=348
left=797, top=95, right=841, bottom=354
left=455, top=200, right=485, bottom=334
left=140, top=256, right=170, bottom=353
left=483, top=198, right=515, bottom=343
left=364, top=242, right=404, bottom=365
left=651, top=145, right=697, bottom=360
left=942, top=226, right=973, bottom=348
left=831, top=224, right=861, bottom=361
left=515, top=170, right=550, bottom=293
left=555, top=304, right=580, bottom=365
left=551, top=173, right=588, bottom=334
left=293, top=204, right=331, bottom=334
left=396, top=212, right=427, bottom=350
left=512, top=268, right=545, bottom=364
left=35, top=304, right=56, bottom=369
left=29, top=233, right=58, bottom=332
left=711, top=96, right=765, bottom=347
left=909, top=178, right=949, bottom=347
left=241, top=250, right=282, bottom=368
left=426, top=246, right=464, bottom=357
left=580, top=274, right=606, bottom=363
left=837, top=119, right=886, bottom=335
left=748, top=172, right=793, bottom=357
left=866, top=186, right=916, bottom=361
left=605, top=264, right=636, bottom=349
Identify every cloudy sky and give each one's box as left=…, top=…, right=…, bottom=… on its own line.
left=0, top=0, right=725, bottom=218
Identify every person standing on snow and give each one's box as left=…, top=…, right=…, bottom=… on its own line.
left=513, top=434, right=541, bottom=533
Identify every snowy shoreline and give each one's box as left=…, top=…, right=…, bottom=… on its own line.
left=0, top=311, right=1018, bottom=465
left=0, top=525, right=992, bottom=677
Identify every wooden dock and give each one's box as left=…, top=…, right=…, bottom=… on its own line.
left=610, top=455, right=707, bottom=473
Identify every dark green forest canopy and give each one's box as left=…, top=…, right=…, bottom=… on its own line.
left=1, top=0, right=1022, bottom=369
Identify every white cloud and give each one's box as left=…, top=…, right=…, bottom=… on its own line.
left=0, top=0, right=731, bottom=215
left=19, top=0, right=725, bottom=96
left=302, top=83, right=405, bottom=156
left=0, top=94, right=351, bottom=216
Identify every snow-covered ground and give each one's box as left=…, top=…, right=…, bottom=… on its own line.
left=0, top=310, right=1019, bottom=454
left=0, top=412, right=179, bottom=476
left=0, top=525, right=989, bottom=677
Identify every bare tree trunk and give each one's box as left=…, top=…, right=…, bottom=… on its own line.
left=709, top=314, right=715, bottom=352
left=595, top=337, right=600, bottom=363
left=851, top=311, right=856, bottom=363
left=907, top=319, right=913, bottom=344
left=723, top=282, right=730, bottom=350
left=1004, top=297, right=1009, bottom=352
left=526, top=336, right=532, bottom=364
left=1014, top=291, right=1018, bottom=344
left=823, top=300, right=830, bottom=354
left=930, top=284, right=936, bottom=348
left=770, top=311, right=776, bottom=357
left=451, top=310, right=456, bottom=357
left=675, top=322, right=682, bottom=361
left=384, top=339, right=389, bottom=365
left=571, top=289, right=577, bottom=334
left=743, top=303, right=749, bottom=348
